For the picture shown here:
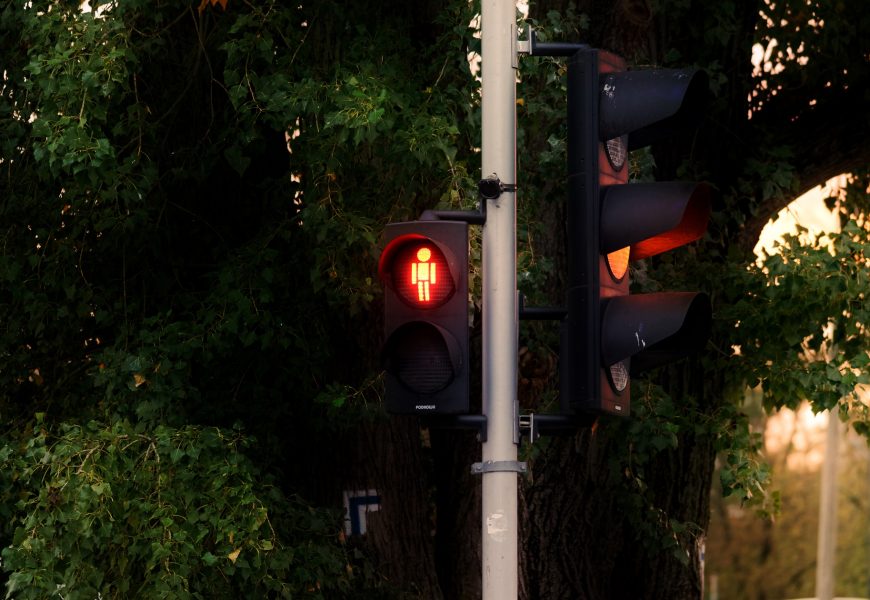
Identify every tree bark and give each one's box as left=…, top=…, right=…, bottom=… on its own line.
left=337, top=418, right=444, bottom=597
left=520, top=429, right=626, bottom=599
left=431, top=427, right=482, bottom=599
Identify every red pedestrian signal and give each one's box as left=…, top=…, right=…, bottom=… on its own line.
left=378, top=221, right=469, bottom=414
left=389, top=242, right=453, bottom=307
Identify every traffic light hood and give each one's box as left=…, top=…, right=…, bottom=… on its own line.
left=599, top=68, right=709, bottom=151
left=600, top=181, right=712, bottom=260
left=600, top=292, right=712, bottom=373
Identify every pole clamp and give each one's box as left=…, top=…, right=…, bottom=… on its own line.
left=470, top=460, right=528, bottom=475
left=478, top=174, right=518, bottom=200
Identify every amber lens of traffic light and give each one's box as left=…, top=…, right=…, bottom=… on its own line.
left=606, top=246, right=630, bottom=280
left=390, top=241, right=454, bottom=308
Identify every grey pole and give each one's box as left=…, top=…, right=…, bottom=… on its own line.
left=480, top=0, right=519, bottom=598
left=815, top=409, right=839, bottom=600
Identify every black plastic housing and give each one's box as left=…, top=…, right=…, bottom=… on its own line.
left=379, top=220, right=469, bottom=414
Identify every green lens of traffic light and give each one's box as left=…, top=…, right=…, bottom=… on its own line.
left=608, top=360, right=629, bottom=392
left=386, top=322, right=456, bottom=394
left=390, top=241, right=454, bottom=308
left=605, top=135, right=627, bottom=171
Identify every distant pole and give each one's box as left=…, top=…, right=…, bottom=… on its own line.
left=815, top=409, right=839, bottom=600
left=479, top=0, right=519, bottom=597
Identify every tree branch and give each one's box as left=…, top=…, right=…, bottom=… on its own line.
left=740, top=83, right=870, bottom=250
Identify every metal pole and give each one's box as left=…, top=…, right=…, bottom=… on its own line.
left=480, top=0, right=519, bottom=598
left=815, top=409, right=839, bottom=600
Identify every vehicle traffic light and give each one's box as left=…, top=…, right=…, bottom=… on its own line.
left=378, top=220, right=469, bottom=414
left=560, top=48, right=713, bottom=416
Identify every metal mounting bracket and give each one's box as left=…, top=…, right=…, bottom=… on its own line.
left=518, top=292, right=567, bottom=321
left=519, top=412, right=597, bottom=443
left=517, top=25, right=588, bottom=57
left=424, top=415, right=488, bottom=442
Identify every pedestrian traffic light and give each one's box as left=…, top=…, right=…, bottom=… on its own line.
left=378, top=220, right=469, bottom=414
left=560, top=48, right=713, bottom=416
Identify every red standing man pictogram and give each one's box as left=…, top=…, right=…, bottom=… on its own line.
left=411, top=247, right=437, bottom=302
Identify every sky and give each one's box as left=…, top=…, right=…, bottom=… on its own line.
left=754, top=174, right=846, bottom=258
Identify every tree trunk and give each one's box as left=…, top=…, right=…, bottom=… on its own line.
left=307, top=418, right=444, bottom=597
left=615, top=431, right=717, bottom=599
left=431, top=427, right=482, bottom=599
left=520, top=429, right=626, bottom=599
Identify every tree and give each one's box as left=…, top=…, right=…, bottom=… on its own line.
left=0, top=0, right=867, bottom=598
left=514, top=1, right=869, bottom=597
left=707, top=395, right=870, bottom=599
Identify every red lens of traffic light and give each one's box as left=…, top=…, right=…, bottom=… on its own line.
left=390, top=241, right=454, bottom=308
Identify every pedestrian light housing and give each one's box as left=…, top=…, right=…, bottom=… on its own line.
left=378, top=220, right=470, bottom=414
